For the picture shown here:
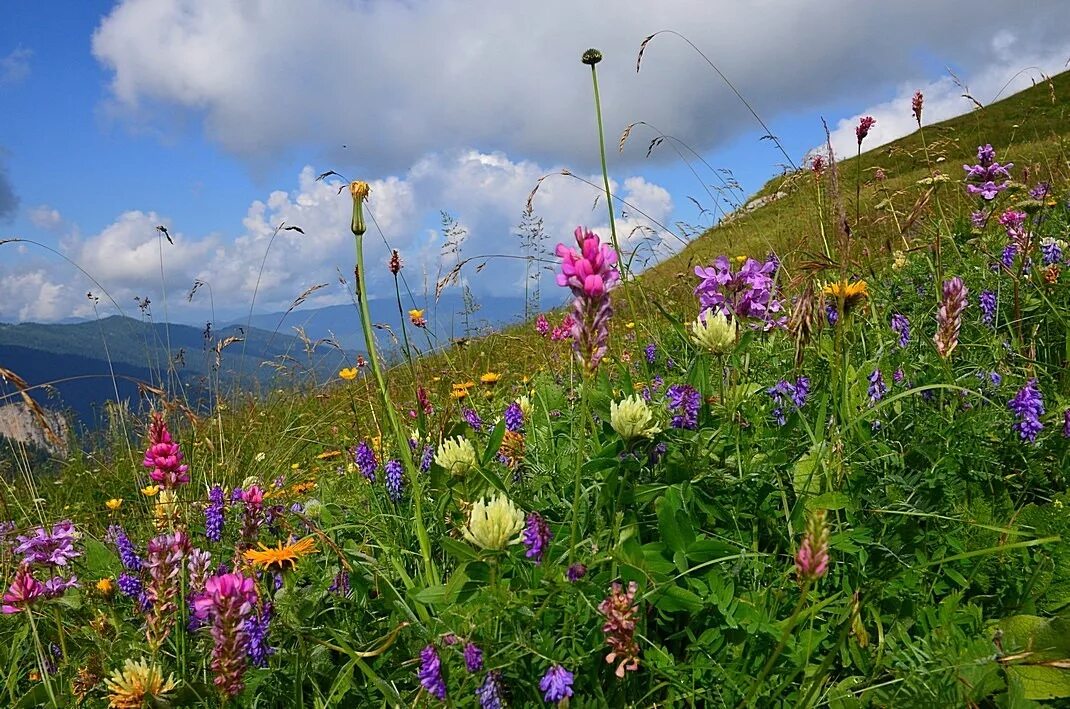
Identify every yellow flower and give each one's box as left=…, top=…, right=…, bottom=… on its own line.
left=104, top=658, right=177, bottom=709
left=625, top=321, right=635, bottom=330
left=735, top=255, right=748, bottom=263
left=451, top=387, right=470, bottom=400
left=480, top=371, right=502, bottom=385
left=96, top=578, right=114, bottom=596
left=349, top=180, right=371, bottom=201
left=822, top=280, right=869, bottom=315
left=432, top=376, right=442, bottom=383
left=409, top=308, right=424, bottom=319
left=291, top=462, right=301, bottom=470
left=409, top=309, right=427, bottom=327
left=516, top=395, right=533, bottom=419
left=463, top=494, right=525, bottom=550
left=610, top=395, right=661, bottom=441
left=339, top=367, right=358, bottom=381
left=892, top=251, right=908, bottom=270
left=140, top=485, right=159, bottom=497
left=316, top=450, right=341, bottom=461
left=244, top=537, right=317, bottom=572
left=434, top=436, right=478, bottom=476
left=690, top=309, right=736, bottom=354
left=106, top=498, right=123, bottom=511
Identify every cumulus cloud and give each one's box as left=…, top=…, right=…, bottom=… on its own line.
left=91, top=0, right=1070, bottom=173
left=0, top=270, right=69, bottom=323
left=0, top=47, right=32, bottom=86
left=825, top=32, right=1070, bottom=160
left=28, top=205, right=64, bottom=231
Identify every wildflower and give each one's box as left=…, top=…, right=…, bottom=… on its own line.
left=106, top=498, right=123, bottom=511
left=999, top=209, right=1030, bottom=253
left=516, top=395, right=534, bottom=419
left=193, top=572, right=258, bottom=697
left=823, top=280, right=868, bottom=316
left=1009, top=380, right=1044, bottom=443
left=566, top=563, right=587, bottom=582
left=911, top=90, right=923, bottom=125
left=690, top=309, right=736, bottom=354
left=418, top=645, right=447, bottom=700
left=2, top=565, right=44, bottom=613
left=463, top=495, right=524, bottom=551
left=107, top=525, right=143, bottom=571
left=934, top=277, right=968, bottom=358
left=970, top=210, right=988, bottom=229
left=980, top=290, right=997, bottom=326
left=598, top=581, right=641, bottom=678
left=463, top=408, right=484, bottom=432
left=17, top=520, right=81, bottom=568
left=694, top=255, right=785, bottom=329
left=205, top=485, right=225, bottom=543
left=1041, top=238, right=1065, bottom=266
left=644, top=343, right=656, bottom=364
left=826, top=302, right=839, bottom=326
left=868, top=369, right=887, bottom=402
left=384, top=460, right=404, bottom=502
left=890, top=313, right=910, bottom=348
left=1029, top=182, right=1051, bottom=200
left=353, top=440, right=378, bottom=482
left=767, top=377, right=809, bottom=426
left=338, top=367, right=358, bottom=381
left=498, top=430, right=525, bottom=471
left=893, top=368, right=905, bottom=384
left=417, top=386, right=433, bottom=416
left=503, top=402, right=524, bottom=433
left=535, top=314, right=550, bottom=335
left=522, top=512, right=552, bottom=564
left=434, top=436, right=478, bottom=476
left=240, top=486, right=264, bottom=546
left=242, top=604, right=274, bottom=668
left=145, top=531, right=189, bottom=650
left=116, top=573, right=145, bottom=607
left=480, top=371, right=501, bottom=385
left=963, top=144, right=1013, bottom=200
left=855, top=116, right=876, bottom=146
left=1063, top=408, right=1070, bottom=438
left=476, top=670, right=505, bottom=709
left=556, top=227, right=618, bottom=373
left=329, top=571, right=351, bottom=597
left=350, top=180, right=370, bottom=235
left=104, top=658, right=177, bottom=709
left=141, top=485, right=160, bottom=497
left=999, top=243, right=1017, bottom=270
left=143, top=413, right=189, bottom=489
left=420, top=444, right=435, bottom=473
left=795, top=509, right=830, bottom=583
left=464, top=642, right=484, bottom=673
left=389, top=249, right=402, bottom=274
left=409, top=309, right=427, bottom=328
left=610, top=395, right=660, bottom=441
left=96, top=577, right=114, bottom=596
left=244, top=537, right=316, bottom=572
left=666, top=384, right=701, bottom=430
left=550, top=313, right=574, bottom=341
left=540, top=665, right=575, bottom=704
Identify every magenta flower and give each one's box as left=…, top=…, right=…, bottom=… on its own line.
left=535, top=314, right=550, bottom=336
left=856, top=116, right=876, bottom=146
left=194, top=572, right=258, bottom=698
left=598, top=581, right=641, bottom=678
left=555, top=227, right=617, bottom=373
left=911, top=91, right=923, bottom=126
left=240, top=486, right=265, bottom=546
left=145, top=531, right=190, bottom=650
left=2, top=566, right=44, bottom=614
left=795, top=509, right=830, bottom=583
left=143, top=414, right=189, bottom=488
left=999, top=209, right=1030, bottom=253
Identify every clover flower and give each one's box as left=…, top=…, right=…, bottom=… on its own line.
left=435, top=436, right=478, bottom=476
left=540, top=664, right=575, bottom=703
left=556, top=226, right=618, bottom=373
left=535, top=314, right=550, bottom=335
left=690, top=309, right=736, bottom=354
left=463, top=495, right=524, bottom=551
left=598, top=581, right=641, bottom=678
left=1009, top=380, right=1044, bottom=443
left=143, top=414, right=189, bottom=489
left=1, top=565, right=44, bottom=614
left=610, top=395, right=660, bottom=441
left=418, top=645, right=447, bottom=700
left=104, top=658, right=177, bottom=709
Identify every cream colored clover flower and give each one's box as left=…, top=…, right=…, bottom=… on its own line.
left=610, top=395, right=660, bottom=441
left=462, top=494, right=524, bottom=550
left=104, top=658, right=177, bottom=709
left=434, top=436, right=478, bottom=476
left=690, top=309, right=736, bottom=354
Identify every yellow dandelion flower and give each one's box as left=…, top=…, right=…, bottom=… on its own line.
left=480, top=371, right=502, bottom=385
left=451, top=388, right=469, bottom=400
left=244, top=537, right=317, bottom=572
left=339, top=367, right=358, bottom=381
left=140, top=485, right=159, bottom=497
left=104, top=658, right=177, bottom=709
left=106, top=498, right=123, bottom=511
left=96, top=578, right=114, bottom=596
left=822, top=279, right=869, bottom=314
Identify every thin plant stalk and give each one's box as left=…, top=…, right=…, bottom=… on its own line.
left=739, top=581, right=811, bottom=706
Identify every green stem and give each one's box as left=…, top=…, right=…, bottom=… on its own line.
left=739, top=581, right=811, bottom=707
left=27, top=610, right=58, bottom=708
left=566, top=379, right=591, bottom=569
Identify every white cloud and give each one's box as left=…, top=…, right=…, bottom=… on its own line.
left=91, top=0, right=1070, bottom=173
left=0, top=47, right=32, bottom=86
left=0, top=270, right=68, bottom=322
left=28, top=205, right=63, bottom=231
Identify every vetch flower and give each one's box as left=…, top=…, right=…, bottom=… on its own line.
left=504, top=402, right=524, bottom=432
left=566, top=563, right=587, bottom=582
left=462, top=408, right=483, bottom=432
left=666, top=384, right=701, bottom=430
left=868, top=369, right=887, bottom=402
left=384, top=459, right=404, bottom=502
left=690, top=309, right=735, bottom=354
left=476, top=670, right=505, bottom=709
left=463, top=495, right=524, bottom=551
left=418, top=645, right=447, bottom=701
left=242, top=604, right=274, bottom=668
left=434, top=436, right=478, bottom=476
left=644, top=342, right=656, bottom=364
left=107, top=525, right=143, bottom=572
left=610, top=395, right=660, bottom=441
left=539, top=665, right=575, bottom=703
left=353, top=440, right=378, bottom=482
left=1009, top=380, right=1044, bottom=443
left=463, top=642, right=483, bottom=673
left=980, top=290, right=997, bottom=326
left=890, top=313, right=910, bottom=348
left=522, top=512, right=552, bottom=564
left=205, top=485, right=225, bottom=543
left=17, top=520, right=81, bottom=568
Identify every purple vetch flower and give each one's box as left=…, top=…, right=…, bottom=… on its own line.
left=242, top=603, right=275, bottom=668
left=990, top=371, right=1002, bottom=387
left=693, top=255, right=786, bottom=330
left=644, top=343, right=656, bottom=364
left=522, top=512, right=552, bottom=564
left=418, top=645, right=447, bottom=700
left=980, top=290, right=997, bottom=326
left=826, top=302, right=839, bottom=326
left=1063, top=408, right=1070, bottom=438
left=476, top=670, right=505, bottom=709
left=353, top=440, right=378, bottom=482
left=767, top=376, right=809, bottom=426
left=504, top=402, right=524, bottom=432
left=539, top=664, right=575, bottom=703
left=107, top=525, right=143, bottom=572
left=890, top=313, right=910, bottom=348
left=648, top=441, right=668, bottom=465
left=566, top=563, right=587, bottom=582
left=868, top=369, right=887, bottom=402
left=463, top=642, right=484, bottom=673
left=117, top=572, right=147, bottom=607
left=419, top=444, right=434, bottom=473
left=666, top=384, right=701, bottom=430
left=963, top=144, right=1013, bottom=200
left=205, top=485, right=225, bottom=543
left=893, top=368, right=905, bottom=384
left=1009, top=380, right=1044, bottom=443
left=1029, top=182, right=1051, bottom=200
left=384, top=460, right=404, bottom=503
left=793, top=377, right=811, bottom=408
left=1041, top=239, right=1064, bottom=266
left=970, top=210, right=988, bottom=229
left=556, top=227, right=619, bottom=374
left=329, top=570, right=351, bottom=596
left=934, top=277, right=968, bottom=359
left=462, top=408, right=483, bottom=432
left=999, top=243, right=1018, bottom=270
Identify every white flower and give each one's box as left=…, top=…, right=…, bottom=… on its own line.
left=690, top=309, right=735, bottom=354
left=516, top=395, right=533, bottom=420
left=610, top=395, right=660, bottom=441
left=462, top=494, right=524, bottom=550
left=434, top=436, right=478, bottom=476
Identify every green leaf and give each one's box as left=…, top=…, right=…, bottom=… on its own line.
left=481, top=419, right=506, bottom=466
left=793, top=442, right=825, bottom=496
left=654, top=584, right=705, bottom=613
left=810, top=491, right=852, bottom=511
left=1007, top=666, right=1070, bottom=701
left=440, top=537, right=478, bottom=563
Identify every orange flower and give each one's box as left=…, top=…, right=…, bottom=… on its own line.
left=244, top=537, right=317, bottom=572
left=480, top=371, right=502, bottom=385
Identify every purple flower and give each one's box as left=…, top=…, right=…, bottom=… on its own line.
left=826, top=303, right=838, bottom=326
left=418, top=645, right=447, bottom=700
left=2, top=566, right=44, bottom=614
left=1009, top=380, right=1044, bottom=443
left=566, top=563, right=587, bottom=582
left=890, top=313, right=910, bottom=348
left=934, top=277, right=968, bottom=359
left=1063, top=408, right=1070, bottom=438
left=522, top=512, right=552, bottom=564
left=15, top=521, right=80, bottom=568
left=476, top=670, right=505, bottom=709
left=1041, top=239, right=1064, bottom=266
left=205, top=485, right=225, bottom=543
left=868, top=369, right=887, bottom=402
left=1029, top=182, right=1051, bottom=200
left=107, top=525, right=143, bottom=571
left=539, top=665, right=575, bottom=703
left=329, top=570, right=351, bottom=597
left=990, top=371, right=1002, bottom=387
left=535, top=314, right=550, bottom=335
left=980, top=290, right=997, bottom=326
left=767, top=377, right=809, bottom=426
left=194, top=572, right=258, bottom=697
left=666, top=384, right=701, bottom=430
left=117, top=572, right=145, bottom=604
left=694, top=255, right=785, bottom=330
left=556, top=227, right=618, bottom=374
left=893, top=368, right=905, bottom=384
left=963, top=144, right=1013, bottom=200
left=855, top=116, right=876, bottom=145
left=384, top=460, right=404, bottom=503
left=420, top=444, right=434, bottom=473
left=504, top=402, right=524, bottom=432
left=644, top=343, right=656, bottom=364
left=970, top=210, right=988, bottom=229
left=463, top=408, right=483, bottom=432
left=242, top=604, right=274, bottom=668
left=143, top=414, right=190, bottom=489
left=463, top=642, right=484, bottom=673
left=240, top=486, right=264, bottom=546
left=792, top=377, right=810, bottom=409
left=1000, top=244, right=1017, bottom=269
left=353, top=440, right=378, bottom=482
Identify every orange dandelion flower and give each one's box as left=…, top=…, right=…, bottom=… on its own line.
left=96, top=578, right=114, bottom=596
left=822, top=280, right=869, bottom=314
left=480, top=371, right=501, bottom=385
left=244, top=537, right=317, bottom=572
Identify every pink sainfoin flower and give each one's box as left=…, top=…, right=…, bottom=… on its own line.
left=550, top=314, right=574, bottom=341
left=556, top=227, right=617, bottom=373
left=145, top=531, right=190, bottom=650
left=795, top=509, right=830, bottom=583
left=2, top=565, right=44, bottom=614
left=855, top=116, right=876, bottom=146
left=143, top=414, right=189, bottom=489
left=240, top=486, right=264, bottom=547
left=998, top=209, right=1030, bottom=253
left=911, top=91, right=924, bottom=126
left=535, top=313, right=550, bottom=336
left=934, top=277, right=968, bottom=359
left=598, top=580, right=641, bottom=678
left=194, top=572, right=258, bottom=698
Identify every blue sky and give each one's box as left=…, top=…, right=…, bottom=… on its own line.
left=2, top=1, right=1068, bottom=324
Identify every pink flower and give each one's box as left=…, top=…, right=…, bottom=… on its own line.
left=195, top=572, right=259, bottom=697
left=2, top=565, right=44, bottom=614
left=598, top=580, right=641, bottom=678
left=143, top=414, right=189, bottom=489
left=535, top=313, right=550, bottom=336
left=856, top=116, right=876, bottom=146
left=795, top=509, right=829, bottom=583
left=555, top=227, right=619, bottom=299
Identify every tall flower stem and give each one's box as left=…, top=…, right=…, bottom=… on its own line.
left=739, top=582, right=811, bottom=707
left=350, top=183, right=437, bottom=587
left=566, top=378, right=591, bottom=569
